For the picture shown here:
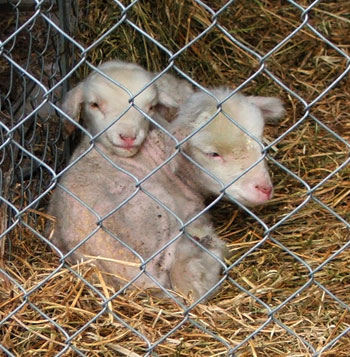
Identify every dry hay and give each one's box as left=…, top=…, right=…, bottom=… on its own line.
left=1, top=0, right=350, bottom=356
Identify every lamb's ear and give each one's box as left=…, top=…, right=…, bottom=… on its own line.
left=157, top=89, right=179, bottom=108
left=193, top=111, right=212, bottom=127
left=154, top=73, right=194, bottom=122
left=153, top=89, right=179, bottom=124
left=248, top=96, right=285, bottom=121
left=154, top=73, right=179, bottom=108
left=60, top=83, right=84, bottom=137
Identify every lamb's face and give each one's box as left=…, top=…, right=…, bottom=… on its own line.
left=83, top=68, right=157, bottom=157
left=185, top=94, right=278, bottom=207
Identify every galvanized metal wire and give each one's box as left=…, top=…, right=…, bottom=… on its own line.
left=1, top=0, right=349, bottom=356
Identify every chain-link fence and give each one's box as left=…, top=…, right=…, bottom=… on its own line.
left=1, top=0, right=350, bottom=356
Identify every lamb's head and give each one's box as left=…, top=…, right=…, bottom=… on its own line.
left=172, top=89, right=285, bottom=207
left=61, top=61, right=158, bottom=157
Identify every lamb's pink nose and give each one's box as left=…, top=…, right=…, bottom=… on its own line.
left=255, top=184, right=272, bottom=197
left=119, top=134, right=136, bottom=146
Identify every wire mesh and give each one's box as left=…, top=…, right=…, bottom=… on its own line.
left=1, top=0, right=350, bottom=356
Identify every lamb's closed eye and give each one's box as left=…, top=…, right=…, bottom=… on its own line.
left=205, top=152, right=221, bottom=159
left=89, top=102, right=100, bottom=110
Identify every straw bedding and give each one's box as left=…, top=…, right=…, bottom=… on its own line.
left=1, top=0, right=350, bottom=355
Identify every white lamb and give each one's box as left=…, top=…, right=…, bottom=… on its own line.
left=170, top=88, right=285, bottom=205
left=60, top=60, right=183, bottom=157
left=48, top=86, right=284, bottom=301
left=48, top=129, right=226, bottom=301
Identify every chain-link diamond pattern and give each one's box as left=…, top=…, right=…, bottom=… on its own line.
left=1, top=0, right=350, bottom=356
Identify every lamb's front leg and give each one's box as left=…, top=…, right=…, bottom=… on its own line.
left=169, top=224, right=227, bottom=301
